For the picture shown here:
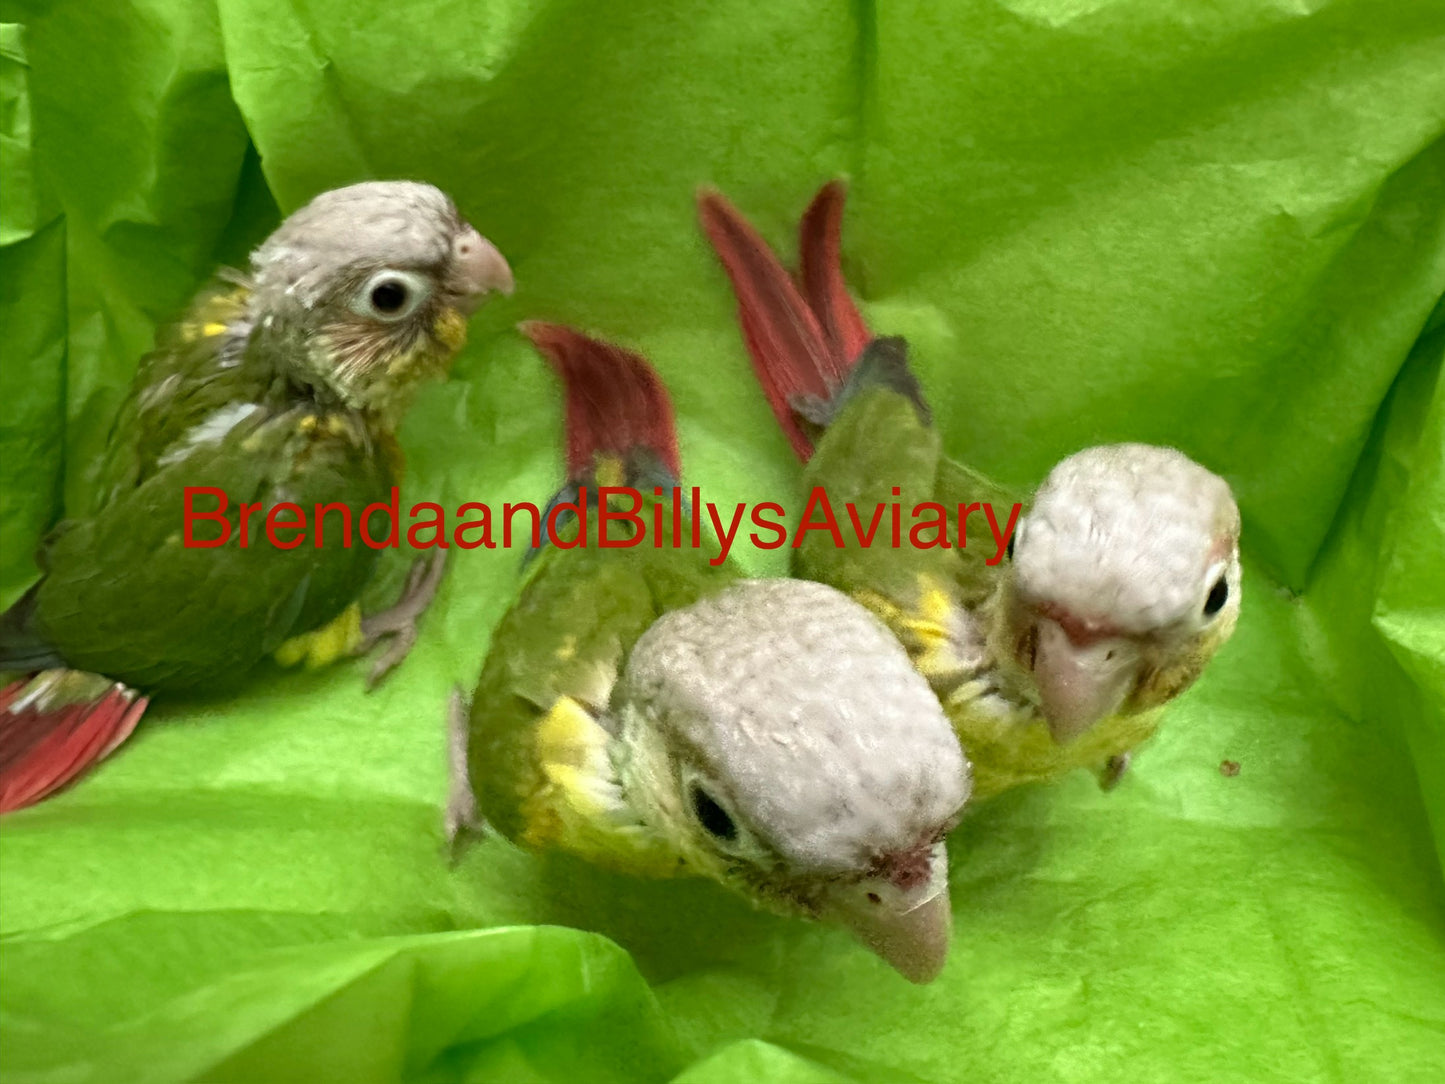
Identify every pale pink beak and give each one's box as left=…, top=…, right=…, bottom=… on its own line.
left=1032, top=616, right=1138, bottom=743
left=452, top=225, right=514, bottom=310
left=821, top=841, right=953, bottom=984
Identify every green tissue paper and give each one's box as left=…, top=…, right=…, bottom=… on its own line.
left=2, top=1, right=1444, bottom=1080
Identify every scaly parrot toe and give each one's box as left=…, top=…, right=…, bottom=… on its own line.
left=357, top=549, right=448, bottom=689
left=1099, top=753, right=1132, bottom=791
left=444, top=686, right=483, bottom=856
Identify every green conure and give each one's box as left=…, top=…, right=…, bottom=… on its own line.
left=458, top=322, right=970, bottom=983
left=0, top=181, right=514, bottom=812
left=699, top=184, right=1242, bottom=799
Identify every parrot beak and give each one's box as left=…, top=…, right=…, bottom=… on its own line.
left=452, top=226, right=515, bottom=309
left=821, top=841, right=953, bottom=984
left=1032, top=616, right=1139, bottom=743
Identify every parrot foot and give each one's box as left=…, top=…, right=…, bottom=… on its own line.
left=357, top=549, right=448, bottom=689
left=445, top=687, right=482, bottom=856
left=1099, top=753, right=1132, bottom=791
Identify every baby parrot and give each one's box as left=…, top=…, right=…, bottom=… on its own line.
left=698, top=183, right=1242, bottom=799
left=460, top=321, right=970, bottom=982
left=0, top=181, right=514, bottom=812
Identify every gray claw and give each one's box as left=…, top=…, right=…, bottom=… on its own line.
left=445, top=686, right=482, bottom=855
left=365, top=629, right=417, bottom=691
left=1100, top=753, right=1132, bottom=791
left=358, top=549, right=448, bottom=689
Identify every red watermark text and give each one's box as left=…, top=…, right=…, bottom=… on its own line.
left=182, top=486, right=1022, bottom=568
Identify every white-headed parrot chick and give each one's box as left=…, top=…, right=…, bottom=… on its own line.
left=0, top=181, right=514, bottom=812
left=458, top=322, right=970, bottom=982
left=698, top=183, right=1241, bottom=799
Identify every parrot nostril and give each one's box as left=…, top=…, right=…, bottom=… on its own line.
left=453, top=231, right=515, bottom=300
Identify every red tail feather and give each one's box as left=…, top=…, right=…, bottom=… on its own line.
left=0, top=673, right=147, bottom=812
left=697, top=189, right=850, bottom=461
left=520, top=321, right=682, bottom=481
left=798, top=181, right=873, bottom=367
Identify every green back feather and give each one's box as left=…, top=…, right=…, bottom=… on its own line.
left=34, top=403, right=388, bottom=690
left=468, top=491, right=739, bottom=870
left=798, top=388, right=1014, bottom=617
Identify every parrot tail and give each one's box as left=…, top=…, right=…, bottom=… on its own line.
left=796, top=181, right=874, bottom=369
left=520, top=321, right=682, bottom=485
left=697, top=188, right=852, bottom=461
left=0, top=670, right=148, bottom=813
left=700, top=184, right=935, bottom=459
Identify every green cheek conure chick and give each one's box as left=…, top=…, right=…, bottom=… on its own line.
left=698, top=183, right=1241, bottom=800
left=0, top=181, right=514, bottom=813
left=458, top=321, right=970, bottom=983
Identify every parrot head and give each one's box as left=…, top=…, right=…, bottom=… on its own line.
left=612, top=578, right=971, bottom=983
left=247, top=180, right=513, bottom=421
left=994, top=444, right=1242, bottom=743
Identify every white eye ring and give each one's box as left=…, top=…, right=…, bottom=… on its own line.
left=680, top=768, right=757, bottom=856
left=352, top=269, right=432, bottom=322
left=1201, top=560, right=1231, bottom=620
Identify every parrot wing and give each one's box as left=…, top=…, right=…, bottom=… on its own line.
left=26, top=399, right=389, bottom=691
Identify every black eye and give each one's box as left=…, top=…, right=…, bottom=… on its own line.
left=354, top=270, right=431, bottom=321
left=1006, top=534, right=1015, bottom=560
left=690, top=785, right=737, bottom=841
left=1204, top=577, right=1229, bottom=617
left=369, top=279, right=408, bottom=314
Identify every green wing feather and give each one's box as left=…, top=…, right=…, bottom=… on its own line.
left=92, top=281, right=276, bottom=507
left=33, top=402, right=388, bottom=690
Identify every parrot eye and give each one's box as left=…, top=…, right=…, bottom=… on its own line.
left=690, top=784, right=738, bottom=842
left=371, top=281, right=408, bottom=312
left=1006, top=535, right=1015, bottom=560
left=1204, top=576, right=1229, bottom=617
left=352, top=269, right=431, bottom=322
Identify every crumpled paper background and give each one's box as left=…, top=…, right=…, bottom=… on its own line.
left=2, top=1, right=1444, bottom=1081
